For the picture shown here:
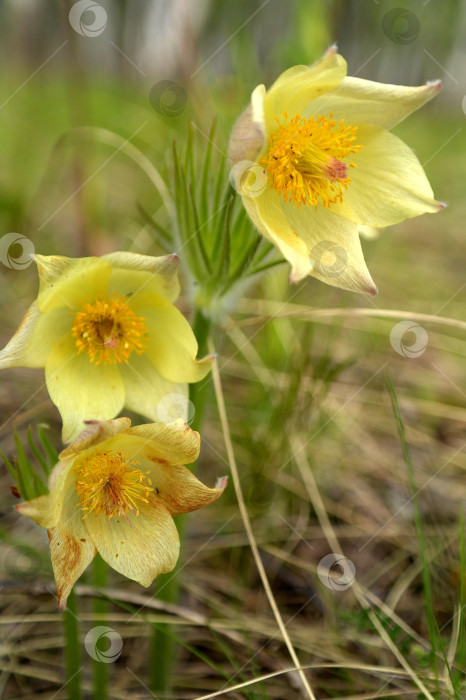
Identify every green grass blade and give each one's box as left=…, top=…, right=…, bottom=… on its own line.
left=189, top=183, right=212, bottom=273
left=137, top=203, right=173, bottom=244
left=215, top=195, right=233, bottom=282
left=385, top=372, right=441, bottom=683
left=456, top=506, right=465, bottom=690
left=37, top=425, right=58, bottom=468
left=27, top=426, right=50, bottom=480
left=200, top=117, right=217, bottom=223
left=14, top=430, right=46, bottom=498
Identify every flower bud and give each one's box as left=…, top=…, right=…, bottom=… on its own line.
left=228, top=105, right=265, bottom=165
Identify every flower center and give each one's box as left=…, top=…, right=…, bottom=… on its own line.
left=74, top=450, right=153, bottom=519
left=261, top=113, right=362, bottom=209
left=72, top=294, right=148, bottom=365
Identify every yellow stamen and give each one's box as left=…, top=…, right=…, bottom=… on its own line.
left=74, top=450, right=153, bottom=519
left=261, top=113, right=362, bottom=209
left=71, top=294, right=148, bottom=365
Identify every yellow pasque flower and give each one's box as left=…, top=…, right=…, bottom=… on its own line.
left=0, top=253, right=212, bottom=442
left=15, top=417, right=227, bottom=610
left=229, top=46, right=444, bottom=293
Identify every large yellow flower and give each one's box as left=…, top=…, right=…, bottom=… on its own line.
left=15, top=417, right=227, bottom=610
left=229, top=47, right=444, bottom=293
left=0, top=253, right=211, bottom=442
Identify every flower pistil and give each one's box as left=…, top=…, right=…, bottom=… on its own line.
left=74, top=450, right=153, bottom=519
left=261, top=113, right=362, bottom=209
left=72, top=294, right=148, bottom=365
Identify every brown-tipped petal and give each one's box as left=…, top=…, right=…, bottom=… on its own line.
left=145, top=464, right=228, bottom=516
left=17, top=454, right=76, bottom=524
left=124, top=421, right=200, bottom=466
left=84, top=495, right=179, bottom=587
left=49, top=484, right=97, bottom=610
left=16, top=494, right=60, bottom=529
left=59, top=418, right=132, bottom=461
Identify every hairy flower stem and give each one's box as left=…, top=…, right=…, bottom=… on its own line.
left=149, top=308, right=211, bottom=694
left=92, top=555, right=108, bottom=699
left=63, top=590, right=82, bottom=700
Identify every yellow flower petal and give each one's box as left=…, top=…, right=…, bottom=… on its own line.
left=36, top=256, right=112, bottom=314
left=308, top=77, right=442, bottom=130
left=358, top=225, right=382, bottom=240
left=59, top=417, right=132, bottom=461
left=283, top=194, right=377, bottom=293
left=16, top=493, right=60, bottom=529
left=241, top=191, right=312, bottom=281
left=0, top=303, right=71, bottom=369
left=133, top=291, right=212, bottom=383
left=232, top=49, right=443, bottom=294
left=123, top=421, right=201, bottom=466
left=142, top=461, right=227, bottom=516
left=49, top=483, right=97, bottom=610
left=119, top=354, right=187, bottom=422
left=333, top=125, right=442, bottom=226
left=263, top=48, right=347, bottom=133
left=104, top=252, right=180, bottom=303
left=45, top=335, right=125, bottom=443
left=83, top=494, right=179, bottom=587
left=245, top=186, right=376, bottom=293
left=251, top=84, right=266, bottom=129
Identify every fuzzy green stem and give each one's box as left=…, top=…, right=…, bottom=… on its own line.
left=92, top=555, right=108, bottom=699
left=149, top=308, right=211, bottom=694
left=63, top=590, right=82, bottom=700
